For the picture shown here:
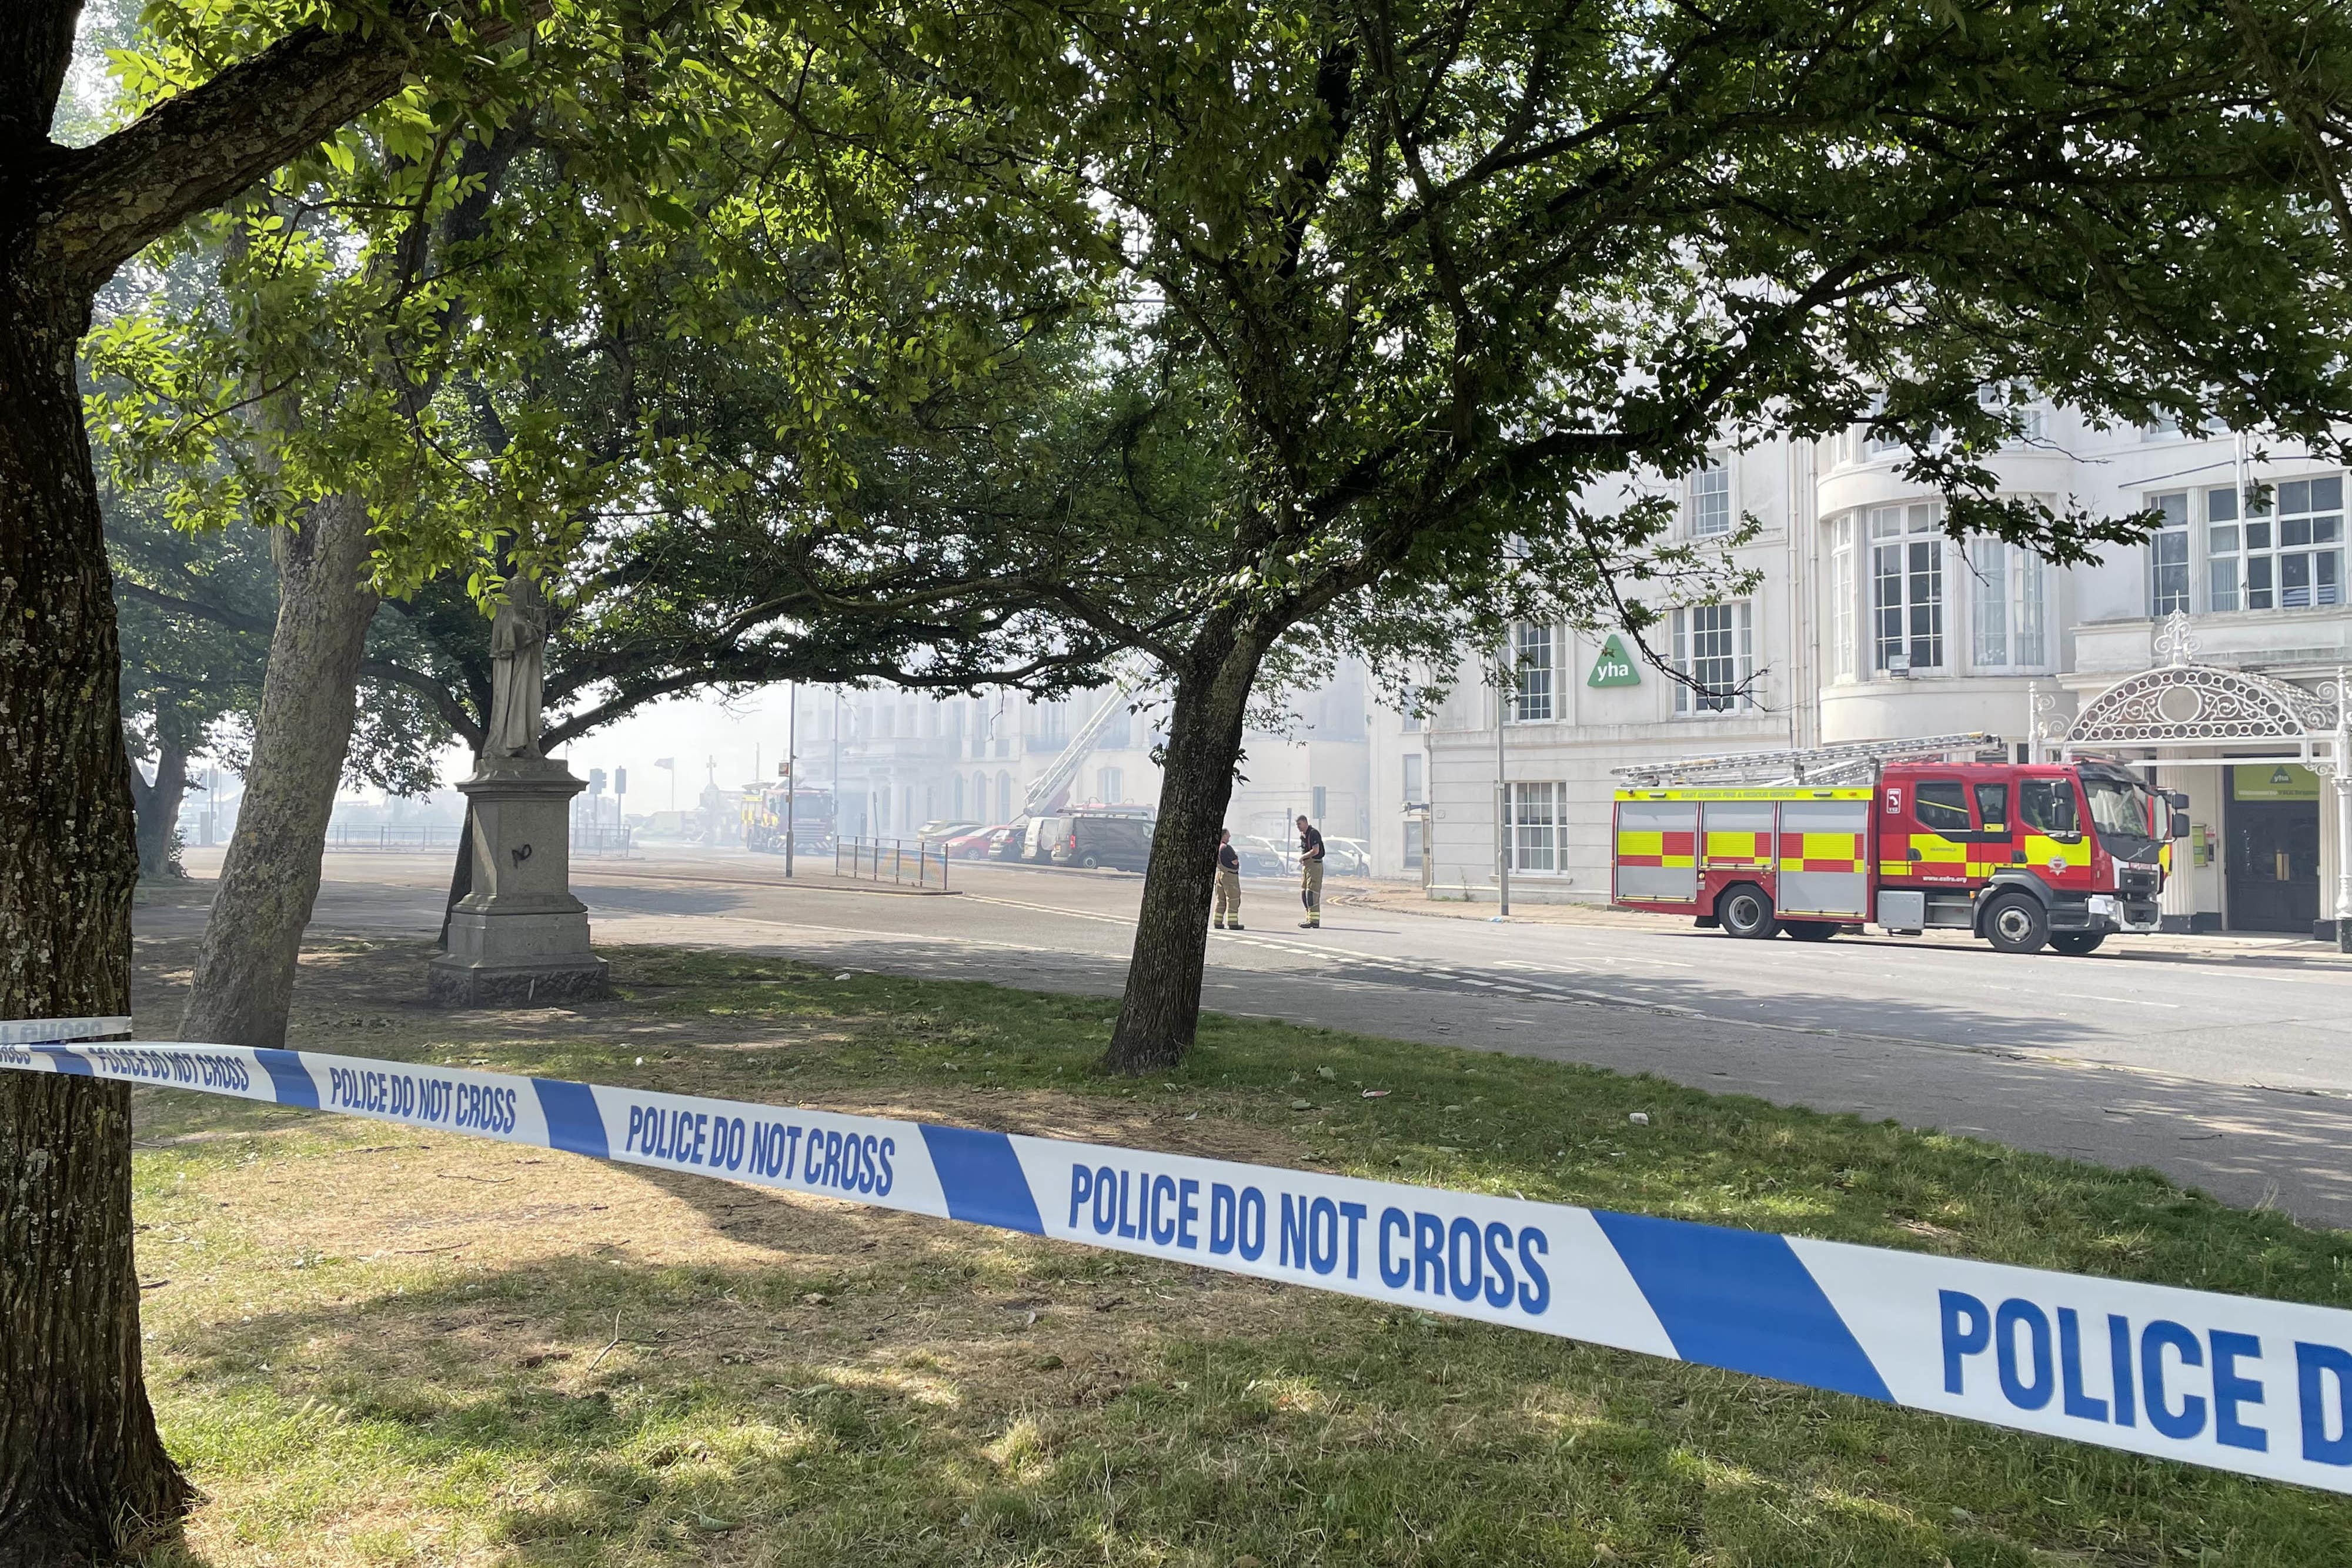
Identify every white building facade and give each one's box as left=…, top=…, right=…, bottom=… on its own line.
left=806, top=666, right=1374, bottom=848
left=1385, top=416, right=2351, bottom=938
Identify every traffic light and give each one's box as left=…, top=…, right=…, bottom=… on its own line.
left=589, top=768, right=607, bottom=795
left=614, top=767, right=628, bottom=796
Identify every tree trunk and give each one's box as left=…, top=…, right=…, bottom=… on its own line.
left=125, top=728, right=192, bottom=881
left=1103, top=637, right=1267, bottom=1074
left=179, top=494, right=379, bottom=1049
left=0, top=279, right=191, bottom=1560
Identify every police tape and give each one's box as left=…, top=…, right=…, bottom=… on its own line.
left=9, top=1022, right=2352, bottom=1494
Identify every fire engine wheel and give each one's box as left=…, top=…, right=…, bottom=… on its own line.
left=1718, top=885, right=1779, bottom=940
left=1984, top=895, right=2050, bottom=955
left=2050, top=931, right=2108, bottom=956
left=1783, top=920, right=1837, bottom=942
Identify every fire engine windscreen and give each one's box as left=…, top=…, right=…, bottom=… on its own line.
left=2082, top=775, right=2160, bottom=850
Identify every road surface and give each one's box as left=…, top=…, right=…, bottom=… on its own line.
left=158, top=846, right=2352, bottom=1229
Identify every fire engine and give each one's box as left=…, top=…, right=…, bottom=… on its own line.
left=1611, top=734, right=2188, bottom=954
left=741, top=781, right=835, bottom=854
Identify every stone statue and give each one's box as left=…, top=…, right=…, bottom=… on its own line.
left=485, top=573, right=547, bottom=760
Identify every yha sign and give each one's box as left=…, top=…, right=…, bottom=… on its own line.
left=1589, top=633, right=1641, bottom=688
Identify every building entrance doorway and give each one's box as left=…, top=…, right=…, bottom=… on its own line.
left=2226, top=764, right=2321, bottom=932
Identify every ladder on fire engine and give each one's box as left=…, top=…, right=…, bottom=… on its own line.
left=1021, top=673, right=1145, bottom=818
left=1611, top=733, right=2006, bottom=789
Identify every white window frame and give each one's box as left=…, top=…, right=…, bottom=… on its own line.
left=2230, top=474, right=2347, bottom=610
left=1507, top=781, right=1564, bottom=872
left=2149, top=490, right=2191, bottom=617
left=1510, top=621, right=1556, bottom=723
left=1402, top=753, right=1424, bottom=805
left=1967, top=536, right=2048, bottom=672
left=1871, top=502, right=1946, bottom=674
left=1688, top=453, right=1732, bottom=537
left=1976, top=385, right=2047, bottom=445
left=1672, top=601, right=1756, bottom=714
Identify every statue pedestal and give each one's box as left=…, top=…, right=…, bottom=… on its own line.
left=427, top=758, right=610, bottom=1006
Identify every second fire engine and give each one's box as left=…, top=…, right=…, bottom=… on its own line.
left=1611, top=735, right=2187, bottom=955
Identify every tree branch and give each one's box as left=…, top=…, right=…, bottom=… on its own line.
left=359, top=657, right=484, bottom=751
left=31, top=1, right=528, bottom=291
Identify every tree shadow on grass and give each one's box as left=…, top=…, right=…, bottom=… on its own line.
left=137, top=1243, right=2352, bottom=1568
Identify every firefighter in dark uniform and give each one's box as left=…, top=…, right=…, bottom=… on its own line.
left=1214, top=828, right=1244, bottom=930
left=1295, top=814, right=1325, bottom=928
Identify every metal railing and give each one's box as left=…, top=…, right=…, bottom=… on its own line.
left=833, top=836, right=950, bottom=890
left=325, top=824, right=465, bottom=852
left=572, top=825, right=634, bottom=858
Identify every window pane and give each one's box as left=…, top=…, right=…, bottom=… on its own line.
left=1873, top=546, right=1905, bottom=669
left=2283, top=553, right=2312, bottom=607
left=1974, top=784, right=2010, bottom=830
left=1511, top=783, right=1559, bottom=871
left=2015, top=549, right=2045, bottom=666
left=1970, top=537, right=2005, bottom=667
left=2209, top=560, right=2239, bottom=613
left=2020, top=779, right=2079, bottom=835
left=2207, top=486, right=2238, bottom=522
left=2150, top=503, right=2190, bottom=614
left=1916, top=781, right=1971, bottom=834
left=1907, top=540, right=1943, bottom=668
left=1690, top=459, right=1731, bottom=536
left=1513, top=623, right=1554, bottom=721
left=2314, top=476, right=2343, bottom=512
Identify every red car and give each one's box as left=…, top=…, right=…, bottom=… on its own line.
left=945, top=824, right=1014, bottom=860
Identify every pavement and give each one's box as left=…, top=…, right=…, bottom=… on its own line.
left=158, top=845, right=2352, bottom=1229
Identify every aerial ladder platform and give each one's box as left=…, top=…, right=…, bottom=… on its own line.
left=1611, top=733, right=2006, bottom=789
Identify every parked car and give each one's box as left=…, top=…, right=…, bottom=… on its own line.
left=1053, top=812, right=1155, bottom=872
left=984, top=824, right=1030, bottom=861
left=913, top=820, right=981, bottom=844
left=1233, top=834, right=1292, bottom=877
left=943, top=824, right=1008, bottom=859
left=1325, top=837, right=1373, bottom=876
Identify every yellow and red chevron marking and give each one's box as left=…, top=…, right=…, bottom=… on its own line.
left=1704, top=831, right=1771, bottom=864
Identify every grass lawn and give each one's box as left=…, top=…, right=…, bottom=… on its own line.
left=123, top=938, right=2352, bottom=1567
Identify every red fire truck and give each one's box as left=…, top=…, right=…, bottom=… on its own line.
left=1611, top=734, right=2187, bottom=954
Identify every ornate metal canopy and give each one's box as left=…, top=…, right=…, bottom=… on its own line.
left=2069, top=663, right=2337, bottom=745
left=2063, top=613, right=2341, bottom=748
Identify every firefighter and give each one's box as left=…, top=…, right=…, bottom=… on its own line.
left=1214, top=828, right=1244, bottom=930
left=1295, top=813, right=1325, bottom=929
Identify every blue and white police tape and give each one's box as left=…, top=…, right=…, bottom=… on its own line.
left=11, top=1021, right=2352, bottom=1494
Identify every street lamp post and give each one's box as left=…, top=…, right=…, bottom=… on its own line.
left=784, top=681, right=798, bottom=879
